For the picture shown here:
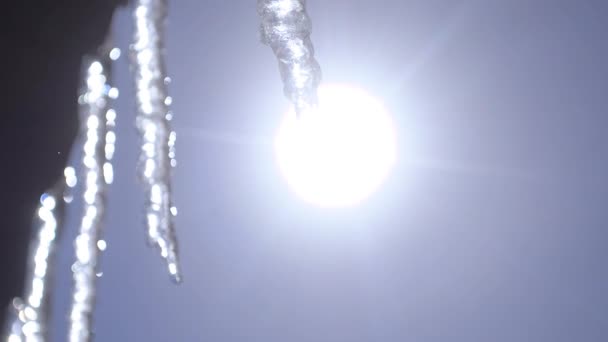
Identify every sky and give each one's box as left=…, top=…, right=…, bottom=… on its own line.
left=51, top=1, right=608, bottom=341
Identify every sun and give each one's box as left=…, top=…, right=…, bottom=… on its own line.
left=275, top=83, right=397, bottom=208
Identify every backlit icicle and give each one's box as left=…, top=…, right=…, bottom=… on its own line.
left=3, top=177, right=69, bottom=342
left=68, top=42, right=118, bottom=342
left=258, top=0, right=322, bottom=115
left=130, top=0, right=181, bottom=283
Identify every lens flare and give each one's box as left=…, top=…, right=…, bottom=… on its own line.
left=275, top=84, right=397, bottom=208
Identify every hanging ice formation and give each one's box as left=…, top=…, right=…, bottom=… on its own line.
left=67, top=39, right=118, bottom=342
left=130, top=0, right=181, bottom=283
left=3, top=180, right=68, bottom=342
left=4, top=1, right=322, bottom=341
left=257, top=0, right=322, bottom=115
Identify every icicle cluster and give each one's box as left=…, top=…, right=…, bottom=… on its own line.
left=3, top=180, right=67, bottom=342
left=258, top=0, right=322, bottom=115
left=3, top=1, right=325, bottom=340
left=2, top=44, right=118, bottom=342
left=130, top=0, right=181, bottom=283
left=68, top=43, right=119, bottom=342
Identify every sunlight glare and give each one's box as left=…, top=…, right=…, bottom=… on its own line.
left=275, top=84, right=397, bottom=208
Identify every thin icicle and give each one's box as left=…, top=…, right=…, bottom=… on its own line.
left=130, top=0, right=181, bottom=283
left=68, top=41, right=117, bottom=342
left=3, top=178, right=67, bottom=342
left=258, top=0, right=322, bottom=116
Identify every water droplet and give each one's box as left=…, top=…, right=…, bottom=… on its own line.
left=109, top=48, right=121, bottom=61
left=64, top=167, right=78, bottom=188
left=97, top=240, right=107, bottom=251
left=108, top=87, right=119, bottom=99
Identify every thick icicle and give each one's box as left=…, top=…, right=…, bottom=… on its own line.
left=130, top=0, right=181, bottom=283
left=68, top=42, right=117, bottom=342
left=258, top=0, right=322, bottom=115
left=3, top=177, right=68, bottom=342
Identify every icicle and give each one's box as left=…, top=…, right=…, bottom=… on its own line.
left=130, top=0, right=181, bottom=283
left=68, top=40, right=117, bottom=342
left=2, top=178, right=68, bottom=342
left=258, top=0, right=322, bottom=116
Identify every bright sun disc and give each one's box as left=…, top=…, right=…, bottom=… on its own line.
left=275, top=84, right=397, bottom=208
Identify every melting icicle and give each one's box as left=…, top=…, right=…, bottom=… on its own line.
left=130, top=0, right=181, bottom=283
left=258, top=0, right=322, bottom=116
left=2, top=180, right=66, bottom=342
left=68, top=41, right=117, bottom=342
